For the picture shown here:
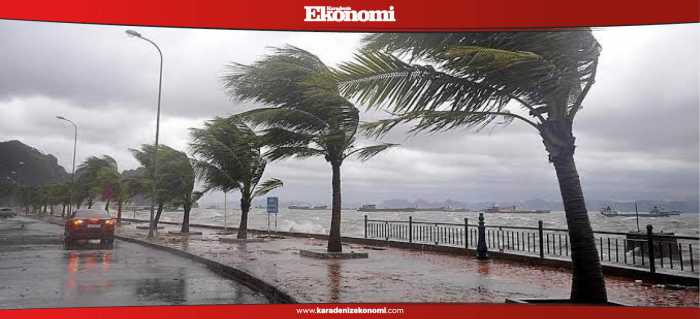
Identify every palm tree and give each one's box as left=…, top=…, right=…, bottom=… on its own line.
left=75, top=155, right=118, bottom=209
left=223, top=46, right=396, bottom=252
left=190, top=115, right=283, bottom=238
left=117, top=176, right=143, bottom=224
left=173, top=190, right=204, bottom=233
left=46, top=183, right=69, bottom=216
left=130, top=144, right=195, bottom=229
left=334, top=32, right=605, bottom=303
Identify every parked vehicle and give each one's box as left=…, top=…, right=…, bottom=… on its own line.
left=64, top=209, right=115, bottom=249
left=0, top=207, right=16, bottom=218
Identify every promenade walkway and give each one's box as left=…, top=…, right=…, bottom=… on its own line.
left=115, top=221, right=698, bottom=306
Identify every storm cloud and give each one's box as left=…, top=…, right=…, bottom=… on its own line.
left=0, top=20, right=697, bottom=205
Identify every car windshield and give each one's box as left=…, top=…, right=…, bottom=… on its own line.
left=72, top=210, right=110, bottom=219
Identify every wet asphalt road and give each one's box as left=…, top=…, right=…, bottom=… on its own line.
left=0, top=216, right=269, bottom=309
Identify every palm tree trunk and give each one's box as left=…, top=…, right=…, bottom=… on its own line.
left=238, top=196, right=251, bottom=239
left=553, top=153, right=607, bottom=303
left=154, top=203, right=164, bottom=228
left=327, top=162, right=342, bottom=253
left=543, top=118, right=607, bottom=303
left=181, top=202, right=191, bottom=233
left=117, top=200, right=123, bottom=224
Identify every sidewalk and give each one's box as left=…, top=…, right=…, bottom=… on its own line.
left=114, top=221, right=698, bottom=306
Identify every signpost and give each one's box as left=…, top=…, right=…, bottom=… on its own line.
left=266, top=197, right=279, bottom=232
left=223, top=191, right=228, bottom=231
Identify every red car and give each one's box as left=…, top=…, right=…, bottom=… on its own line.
left=64, top=209, right=116, bottom=249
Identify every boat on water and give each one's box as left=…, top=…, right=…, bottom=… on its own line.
left=649, top=206, right=682, bottom=216
left=600, top=205, right=682, bottom=217
left=442, top=207, right=471, bottom=212
left=484, top=205, right=551, bottom=214
left=357, top=204, right=416, bottom=212
left=288, top=205, right=328, bottom=210
left=600, top=206, right=623, bottom=216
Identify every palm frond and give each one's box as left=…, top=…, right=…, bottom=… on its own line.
left=346, top=143, right=397, bottom=161
left=264, top=146, right=325, bottom=161
left=252, top=178, right=283, bottom=198
left=359, top=118, right=407, bottom=139
left=225, top=45, right=395, bottom=165
left=335, top=51, right=511, bottom=114
left=239, top=107, right=329, bottom=133
left=359, top=32, right=601, bottom=120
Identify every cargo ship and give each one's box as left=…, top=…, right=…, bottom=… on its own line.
left=600, top=206, right=681, bottom=217
left=484, top=205, right=551, bottom=214
left=288, top=205, right=328, bottom=210
left=357, top=204, right=416, bottom=212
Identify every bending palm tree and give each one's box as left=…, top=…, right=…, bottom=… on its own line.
left=131, top=144, right=194, bottom=230
left=190, top=115, right=283, bottom=239
left=75, top=155, right=118, bottom=209
left=335, top=32, right=606, bottom=303
left=223, top=46, right=396, bottom=252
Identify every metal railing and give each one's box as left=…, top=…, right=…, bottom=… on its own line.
left=364, top=215, right=699, bottom=275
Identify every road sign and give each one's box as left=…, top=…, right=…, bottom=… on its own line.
left=266, top=197, right=279, bottom=214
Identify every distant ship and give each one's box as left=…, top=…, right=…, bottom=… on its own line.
left=600, top=206, right=682, bottom=217
left=441, top=207, right=471, bottom=212
left=484, top=205, right=551, bottom=214
left=357, top=204, right=416, bottom=212
left=288, top=205, right=328, bottom=210
left=649, top=206, right=682, bottom=216
left=600, top=206, right=622, bottom=216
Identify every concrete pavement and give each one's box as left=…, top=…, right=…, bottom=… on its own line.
left=116, top=221, right=699, bottom=306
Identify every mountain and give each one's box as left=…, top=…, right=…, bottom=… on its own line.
left=0, top=140, right=69, bottom=187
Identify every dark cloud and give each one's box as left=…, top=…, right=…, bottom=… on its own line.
left=0, top=21, right=697, bottom=205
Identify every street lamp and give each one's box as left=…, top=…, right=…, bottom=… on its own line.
left=56, top=116, right=78, bottom=216
left=126, top=29, right=163, bottom=239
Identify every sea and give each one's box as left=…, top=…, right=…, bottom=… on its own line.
left=126, top=207, right=700, bottom=237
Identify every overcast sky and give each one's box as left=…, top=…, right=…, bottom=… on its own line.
left=0, top=20, right=698, bottom=205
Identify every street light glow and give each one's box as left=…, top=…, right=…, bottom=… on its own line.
left=125, top=30, right=142, bottom=38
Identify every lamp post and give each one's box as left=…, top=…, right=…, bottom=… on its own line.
left=126, top=29, right=163, bottom=239
left=9, top=171, right=17, bottom=207
left=17, top=162, right=24, bottom=214
left=56, top=116, right=77, bottom=217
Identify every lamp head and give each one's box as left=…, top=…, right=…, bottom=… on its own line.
left=56, top=116, right=65, bottom=120
left=125, top=30, right=142, bottom=38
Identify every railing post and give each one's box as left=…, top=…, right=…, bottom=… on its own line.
left=408, top=216, right=413, bottom=243
left=538, top=220, right=544, bottom=259
left=434, top=223, right=439, bottom=245
left=477, top=213, right=488, bottom=259
left=385, top=220, right=389, bottom=241
left=464, top=218, right=469, bottom=249
left=364, top=215, right=368, bottom=239
left=647, top=224, right=656, bottom=273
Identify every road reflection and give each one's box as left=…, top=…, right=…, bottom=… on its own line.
left=328, top=260, right=342, bottom=302
left=63, top=249, right=114, bottom=300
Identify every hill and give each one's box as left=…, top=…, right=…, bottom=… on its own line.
left=0, top=140, right=69, bottom=187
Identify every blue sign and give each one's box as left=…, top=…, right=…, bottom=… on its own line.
left=266, top=197, right=279, bottom=214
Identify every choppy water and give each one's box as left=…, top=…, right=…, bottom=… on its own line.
left=125, top=207, right=700, bottom=237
